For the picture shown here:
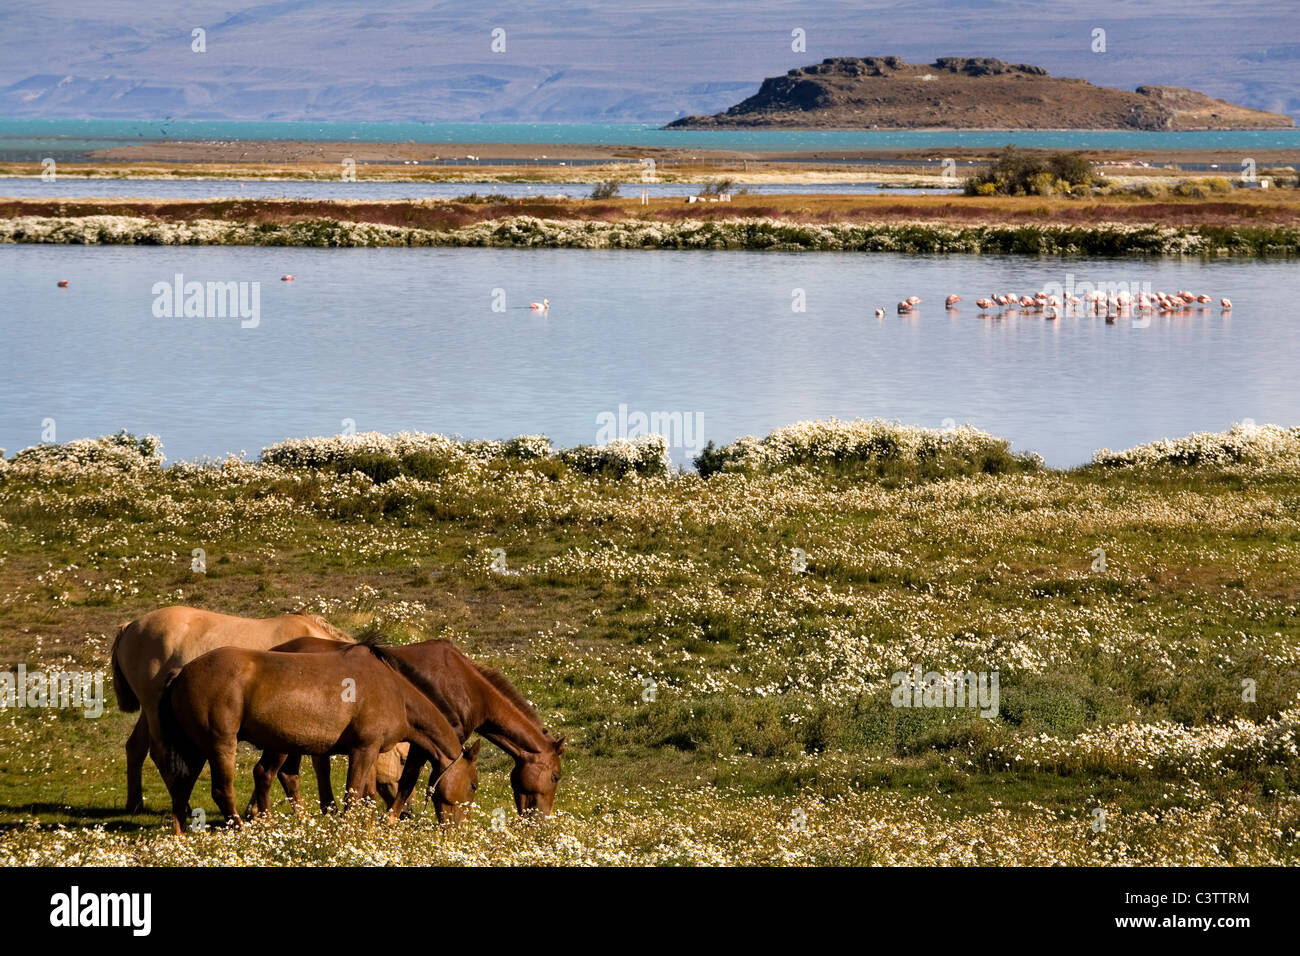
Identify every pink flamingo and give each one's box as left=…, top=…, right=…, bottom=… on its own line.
left=530, top=298, right=549, bottom=311
left=945, top=294, right=961, bottom=308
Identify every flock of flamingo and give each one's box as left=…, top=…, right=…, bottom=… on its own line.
left=883, top=290, right=1233, bottom=320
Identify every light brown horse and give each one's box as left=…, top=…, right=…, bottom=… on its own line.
left=158, top=643, right=478, bottom=835
left=110, top=606, right=358, bottom=811
left=271, top=637, right=565, bottom=816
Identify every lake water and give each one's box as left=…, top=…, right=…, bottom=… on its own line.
left=0, top=178, right=957, bottom=201
left=3, top=119, right=1300, bottom=160
left=2, top=244, right=1297, bottom=468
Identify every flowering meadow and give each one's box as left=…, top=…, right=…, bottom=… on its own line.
left=3, top=212, right=1299, bottom=256
left=1, top=421, right=1298, bottom=865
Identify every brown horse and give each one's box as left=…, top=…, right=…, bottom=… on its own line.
left=110, top=606, right=356, bottom=811
left=271, top=637, right=565, bottom=815
left=158, top=643, right=478, bottom=835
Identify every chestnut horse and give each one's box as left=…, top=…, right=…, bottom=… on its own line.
left=158, top=643, right=478, bottom=835
left=271, top=637, right=565, bottom=815
left=114, top=606, right=416, bottom=816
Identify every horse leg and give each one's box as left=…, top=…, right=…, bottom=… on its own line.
left=343, top=746, right=381, bottom=813
left=167, top=756, right=202, bottom=837
left=246, top=751, right=287, bottom=819
left=312, top=755, right=336, bottom=813
left=124, top=714, right=150, bottom=813
left=209, top=740, right=243, bottom=828
left=277, top=752, right=304, bottom=810
left=147, top=735, right=174, bottom=793
left=385, top=745, right=429, bottom=824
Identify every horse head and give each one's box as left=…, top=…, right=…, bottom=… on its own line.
left=510, top=730, right=565, bottom=817
left=431, top=738, right=482, bottom=824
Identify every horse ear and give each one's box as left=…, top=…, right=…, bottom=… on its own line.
left=466, top=739, right=482, bottom=760
left=553, top=735, right=566, bottom=755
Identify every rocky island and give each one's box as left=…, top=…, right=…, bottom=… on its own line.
left=665, top=56, right=1294, bottom=130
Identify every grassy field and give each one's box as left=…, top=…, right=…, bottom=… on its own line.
left=0, top=422, right=1298, bottom=865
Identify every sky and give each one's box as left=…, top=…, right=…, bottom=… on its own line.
left=0, top=0, right=1295, bottom=123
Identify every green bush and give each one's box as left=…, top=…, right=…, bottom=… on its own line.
left=559, top=434, right=672, bottom=478
left=452, top=193, right=511, bottom=204
left=695, top=419, right=1043, bottom=482
left=964, top=147, right=1101, bottom=196
left=699, top=178, right=737, bottom=197
left=1131, top=182, right=1168, bottom=199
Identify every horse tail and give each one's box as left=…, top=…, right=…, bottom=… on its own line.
left=110, top=622, right=140, bottom=713
left=157, top=677, right=203, bottom=784
left=299, top=613, right=354, bottom=643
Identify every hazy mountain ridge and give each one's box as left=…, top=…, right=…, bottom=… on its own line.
left=0, top=1, right=1295, bottom=123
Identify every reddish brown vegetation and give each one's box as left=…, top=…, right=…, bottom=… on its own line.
left=2, top=193, right=1298, bottom=231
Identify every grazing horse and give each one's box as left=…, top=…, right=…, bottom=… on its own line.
left=270, top=637, right=565, bottom=816
left=110, top=606, right=363, bottom=812
left=158, top=643, right=478, bottom=835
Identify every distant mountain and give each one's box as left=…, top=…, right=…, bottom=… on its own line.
left=666, top=57, right=1295, bottom=130
left=0, top=1, right=1295, bottom=124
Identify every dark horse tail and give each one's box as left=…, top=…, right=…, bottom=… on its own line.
left=157, top=676, right=204, bottom=784
left=110, top=622, right=139, bottom=713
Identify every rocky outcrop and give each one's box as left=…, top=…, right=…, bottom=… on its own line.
left=666, top=57, right=1294, bottom=130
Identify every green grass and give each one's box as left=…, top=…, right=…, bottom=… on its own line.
left=0, top=433, right=1298, bottom=864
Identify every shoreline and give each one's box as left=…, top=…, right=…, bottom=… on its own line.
left=5, top=213, right=1297, bottom=256
left=660, top=124, right=1298, bottom=133
left=3, top=193, right=1298, bottom=255
left=0, top=141, right=1294, bottom=183
left=4, top=420, right=1296, bottom=477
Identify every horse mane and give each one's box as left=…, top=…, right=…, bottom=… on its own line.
left=362, top=642, right=459, bottom=748
left=396, top=636, right=544, bottom=728
left=472, top=661, right=542, bottom=727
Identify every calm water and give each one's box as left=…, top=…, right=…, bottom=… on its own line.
left=2, top=244, right=1297, bottom=468
left=0, top=178, right=957, bottom=200
left=3, top=119, right=1300, bottom=159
